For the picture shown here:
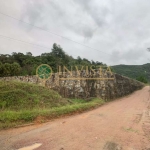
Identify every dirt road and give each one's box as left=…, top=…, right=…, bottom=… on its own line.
left=0, top=86, right=150, bottom=150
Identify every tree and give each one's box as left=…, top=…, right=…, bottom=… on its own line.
left=51, top=43, right=65, bottom=58
left=0, top=43, right=106, bottom=76
left=136, top=76, right=148, bottom=83
left=12, top=52, right=25, bottom=67
left=11, top=62, right=21, bottom=76
left=26, top=52, right=32, bottom=56
left=51, top=43, right=67, bottom=71
left=3, top=63, right=11, bottom=76
left=0, top=62, right=4, bottom=77
left=77, top=56, right=82, bottom=64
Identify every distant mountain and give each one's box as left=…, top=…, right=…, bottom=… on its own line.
left=111, top=63, right=150, bottom=82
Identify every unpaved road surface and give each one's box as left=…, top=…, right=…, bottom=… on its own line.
left=0, top=86, right=150, bottom=150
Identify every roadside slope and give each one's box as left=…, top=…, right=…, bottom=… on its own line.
left=0, top=80, right=105, bottom=129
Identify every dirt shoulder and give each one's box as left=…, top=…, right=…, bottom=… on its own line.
left=0, top=86, right=150, bottom=150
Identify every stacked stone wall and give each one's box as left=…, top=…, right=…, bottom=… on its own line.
left=0, top=72, right=144, bottom=100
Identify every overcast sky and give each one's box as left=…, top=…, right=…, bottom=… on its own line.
left=0, top=0, right=150, bottom=65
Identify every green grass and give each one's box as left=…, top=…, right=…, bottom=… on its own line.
left=0, top=80, right=69, bottom=110
left=0, top=80, right=105, bottom=129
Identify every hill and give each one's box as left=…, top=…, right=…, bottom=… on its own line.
left=112, top=63, right=150, bottom=82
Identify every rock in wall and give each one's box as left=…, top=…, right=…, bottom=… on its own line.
left=0, top=72, right=144, bottom=101
left=51, top=73, right=144, bottom=100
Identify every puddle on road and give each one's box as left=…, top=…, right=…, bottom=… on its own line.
left=18, top=143, right=42, bottom=150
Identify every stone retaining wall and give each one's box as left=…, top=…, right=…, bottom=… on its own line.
left=0, top=72, right=144, bottom=100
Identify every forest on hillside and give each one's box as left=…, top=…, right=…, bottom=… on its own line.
left=112, top=64, right=149, bottom=83
left=0, top=43, right=105, bottom=77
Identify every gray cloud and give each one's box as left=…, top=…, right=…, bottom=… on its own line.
left=0, top=0, right=150, bottom=65
left=74, top=0, right=112, bottom=27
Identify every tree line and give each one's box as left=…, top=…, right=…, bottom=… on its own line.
left=0, top=43, right=105, bottom=77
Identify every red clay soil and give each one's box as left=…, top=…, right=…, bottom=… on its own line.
left=0, top=86, right=150, bottom=150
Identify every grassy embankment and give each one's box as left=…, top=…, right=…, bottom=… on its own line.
left=0, top=80, right=105, bottom=129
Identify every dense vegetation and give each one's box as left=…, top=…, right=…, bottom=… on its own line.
left=112, top=64, right=150, bottom=83
left=0, top=43, right=149, bottom=84
left=136, top=76, right=148, bottom=83
left=0, top=43, right=105, bottom=77
left=0, top=80, right=105, bottom=129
